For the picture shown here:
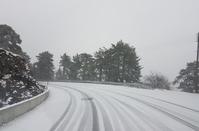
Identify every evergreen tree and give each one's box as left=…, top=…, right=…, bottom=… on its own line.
left=55, top=67, right=63, bottom=80
left=70, top=54, right=81, bottom=80
left=0, top=25, right=22, bottom=54
left=173, top=62, right=198, bottom=93
left=33, top=51, right=54, bottom=81
left=94, top=48, right=106, bottom=81
left=60, top=53, right=71, bottom=80
left=0, top=24, right=30, bottom=63
left=103, top=41, right=141, bottom=82
left=53, top=40, right=141, bottom=83
left=78, top=53, right=96, bottom=80
left=0, top=49, right=45, bottom=106
left=103, top=47, right=116, bottom=81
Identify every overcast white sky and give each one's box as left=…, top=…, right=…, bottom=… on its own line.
left=0, top=0, right=199, bottom=81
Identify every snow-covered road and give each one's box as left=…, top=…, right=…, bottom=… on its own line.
left=1, top=82, right=199, bottom=131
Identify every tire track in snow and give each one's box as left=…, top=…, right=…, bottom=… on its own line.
left=50, top=83, right=199, bottom=131
left=80, top=86, right=172, bottom=131
left=109, top=96, right=173, bottom=131
left=93, top=86, right=199, bottom=129
left=49, top=85, right=85, bottom=131
left=63, top=89, right=87, bottom=131
left=51, top=84, right=100, bottom=131
left=49, top=85, right=89, bottom=131
left=104, top=89, right=199, bottom=131
left=112, top=88, right=199, bottom=113
left=138, top=94, right=199, bottom=113
left=79, top=87, right=139, bottom=131
left=64, top=86, right=99, bottom=131
left=77, top=99, right=91, bottom=131
left=148, top=96, right=199, bottom=112
left=90, top=91, right=140, bottom=131
left=63, top=84, right=170, bottom=131
left=93, top=101, right=114, bottom=131
left=50, top=88, right=74, bottom=131
left=71, top=86, right=122, bottom=131
left=56, top=84, right=115, bottom=131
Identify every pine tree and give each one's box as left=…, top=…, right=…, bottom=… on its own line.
left=94, top=48, right=106, bottom=81
left=55, top=67, right=63, bottom=80
left=69, top=54, right=81, bottom=80
left=78, top=53, right=96, bottom=80
left=33, top=51, right=54, bottom=81
left=102, top=41, right=141, bottom=82
left=0, top=25, right=22, bottom=54
left=0, top=25, right=44, bottom=107
left=60, top=53, right=71, bottom=80
left=0, top=49, right=45, bottom=106
left=174, top=62, right=198, bottom=93
left=0, top=24, right=30, bottom=63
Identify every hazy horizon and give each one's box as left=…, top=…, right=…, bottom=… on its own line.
left=1, top=0, right=199, bottom=81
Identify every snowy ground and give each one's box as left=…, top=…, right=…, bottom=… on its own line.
left=0, top=84, right=70, bottom=131
left=1, top=82, right=199, bottom=131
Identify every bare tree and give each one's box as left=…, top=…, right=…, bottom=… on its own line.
left=144, top=72, right=170, bottom=90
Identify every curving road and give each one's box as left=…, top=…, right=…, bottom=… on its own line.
left=49, top=82, right=199, bottom=131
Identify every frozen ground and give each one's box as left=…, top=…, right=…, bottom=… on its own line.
left=1, top=82, right=199, bottom=131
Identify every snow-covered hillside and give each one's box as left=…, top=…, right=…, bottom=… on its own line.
left=0, top=49, right=45, bottom=107
left=1, top=82, right=199, bottom=131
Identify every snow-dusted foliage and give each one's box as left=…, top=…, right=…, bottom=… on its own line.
left=0, top=49, right=45, bottom=107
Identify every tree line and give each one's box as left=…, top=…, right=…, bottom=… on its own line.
left=1, top=24, right=199, bottom=93
left=32, top=41, right=142, bottom=83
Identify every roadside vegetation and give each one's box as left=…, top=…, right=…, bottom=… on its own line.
left=0, top=25, right=45, bottom=107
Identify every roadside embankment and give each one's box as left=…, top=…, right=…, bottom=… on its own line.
left=0, top=88, right=49, bottom=125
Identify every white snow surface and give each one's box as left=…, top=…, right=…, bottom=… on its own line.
left=1, top=82, right=199, bottom=131
left=0, top=84, right=70, bottom=131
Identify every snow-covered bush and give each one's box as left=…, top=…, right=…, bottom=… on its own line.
left=144, top=72, right=171, bottom=90
left=0, top=49, right=45, bottom=107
